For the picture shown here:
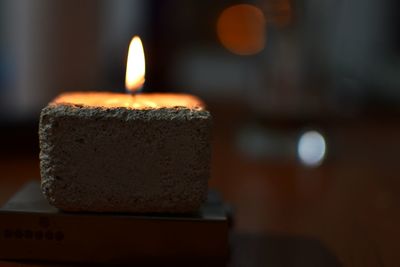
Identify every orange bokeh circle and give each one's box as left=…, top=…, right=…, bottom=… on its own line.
left=217, top=4, right=266, bottom=55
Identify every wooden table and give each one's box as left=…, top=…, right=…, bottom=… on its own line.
left=1, top=114, right=399, bottom=266
left=0, top=233, right=341, bottom=266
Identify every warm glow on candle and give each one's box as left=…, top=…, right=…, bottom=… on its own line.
left=53, top=92, right=205, bottom=109
left=125, top=36, right=145, bottom=92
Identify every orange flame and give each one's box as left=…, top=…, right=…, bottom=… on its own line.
left=125, top=36, right=145, bottom=92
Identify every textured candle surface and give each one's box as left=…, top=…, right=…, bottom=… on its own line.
left=39, top=92, right=211, bottom=213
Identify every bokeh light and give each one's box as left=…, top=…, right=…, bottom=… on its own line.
left=297, top=131, right=327, bottom=167
left=217, top=4, right=266, bottom=56
left=265, top=0, right=292, bottom=28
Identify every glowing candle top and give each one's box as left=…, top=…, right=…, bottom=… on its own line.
left=53, top=92, right=205, bottom=110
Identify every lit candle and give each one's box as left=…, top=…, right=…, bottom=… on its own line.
left=53, top=36, right=205, bottom=110
left=39, top=36, right=212, bottom=213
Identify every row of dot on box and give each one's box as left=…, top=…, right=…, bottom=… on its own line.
left=3, top=229, right=64, bottom=241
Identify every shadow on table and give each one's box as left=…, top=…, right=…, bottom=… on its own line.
left=231, top=233, right=342, bottom=267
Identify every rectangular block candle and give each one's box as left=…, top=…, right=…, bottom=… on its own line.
left=39, top=92, right=212, bottom=213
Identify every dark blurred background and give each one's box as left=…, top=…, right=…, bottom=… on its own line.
left=0, top=0, right=400, bottom=266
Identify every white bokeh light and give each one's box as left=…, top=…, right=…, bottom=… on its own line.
left=297, top=130, right=326, bottom=167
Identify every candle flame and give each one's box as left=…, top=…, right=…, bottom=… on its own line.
left=125, top=36, right=145, bottom=92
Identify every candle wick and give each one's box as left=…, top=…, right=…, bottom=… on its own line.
left=126, top=85, right=143, bottom=96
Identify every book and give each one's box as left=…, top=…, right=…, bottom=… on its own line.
left=0, top=182, right=230, bottom=265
